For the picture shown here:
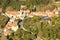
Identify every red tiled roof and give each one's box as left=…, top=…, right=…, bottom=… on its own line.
left=16, top=16, right=24, bottom=18
left=6, top=10, right=20, bottom=16
left=29, top=13, right=35, bottom=16
left=5, top=22, right=17, bottom=29
left=37, top=11, right=47, bottom=15
left=30, top=11, right=47, bottom=16
left=4, top=30, right=11, bottom=35
left=22, top=10, right=30, bottom=13
left=48, top=13, right=58, bottom=17
left=6, top=10, right=58, bottom=18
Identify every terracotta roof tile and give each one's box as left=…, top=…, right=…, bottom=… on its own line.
left=5, top=22, right=17, bottom=29
left=23, top=10, right=30, bottom=13
left=30, top=11, right=47, bottom=16
left=29, top=13, right=35, bottom=16
left=4, top=30, right=11, bottom=36
left=47, top=12, right=58, bottom=17
left=6, top=10, right=20, bottom=16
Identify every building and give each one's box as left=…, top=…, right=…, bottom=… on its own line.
left=5, top=9, right=59, bottom=19
left=45, top=9, right=59, bottom=17
left=5, top=10, right=20, bottom=18
left=5, top=22, right=18, bottom=31
left=5, top=10, right=30, bottom=20
left=4, top=29, right=11, bottom=36
left=4, top=21, right=18, bottom=36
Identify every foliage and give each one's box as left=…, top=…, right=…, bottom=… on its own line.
left=6, top=15, right=60, bottom=40
left=0, top=14, right=9, bottom=28
left=0, top=0, right=55, bottom=11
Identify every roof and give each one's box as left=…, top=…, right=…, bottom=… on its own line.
left=6, top=10, right=58, bottom=19
left=4, top=29, right=11, bottom=36
left=16, top=15, right=24, bottom=18
left=6, top=10, right=20, bottom=16
left=29, top=12, right=35, bottom=17
left=4, top=21, right=18, bottom=35
left=37, top=11, right=47, bottom=16
left=22, top=10, right=30, bottom=13
left=48, top=13, right=58, bottom=17
left=30, top=11, right=47, bottom=16
left=6, top=10, right=30, bottom=19
left=5, top=22, right=17, bottom=29
left=30, top=13, right=35, bottom=16
left=45, top=10, right=59, bottom=17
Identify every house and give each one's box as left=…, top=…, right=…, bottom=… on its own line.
left=29, top=11, right=47, bottom=17
left=5, top=21, right=18, bottom=32
left=10, top=22, right=18, bottom=31
left=4, top=18, right=18, bottom=36
left=9, top=18, right=15, bottom=22
left=48, top=13, right=58, bottom=17
left=45, top=9, right=59, bottom=17
left=4, top=29, right=11, bottom=36
left=51, top=9, right=59, bottom=17
left=5, top=10, right=30, bottom=20
left=35, top=11, right=47, bottom=16
left=4, top=22, right=18, bottom=36
left=29, top=12, right=36, bottom=17
left=5, top=10, right=24, bottom=19
left=19, top=9, right=30, bottom=17
left=5, top=9, right=59, bottom=20
left=5, top=10, right=20, bottom=18
left=29, top=11, right=58, bottom=18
